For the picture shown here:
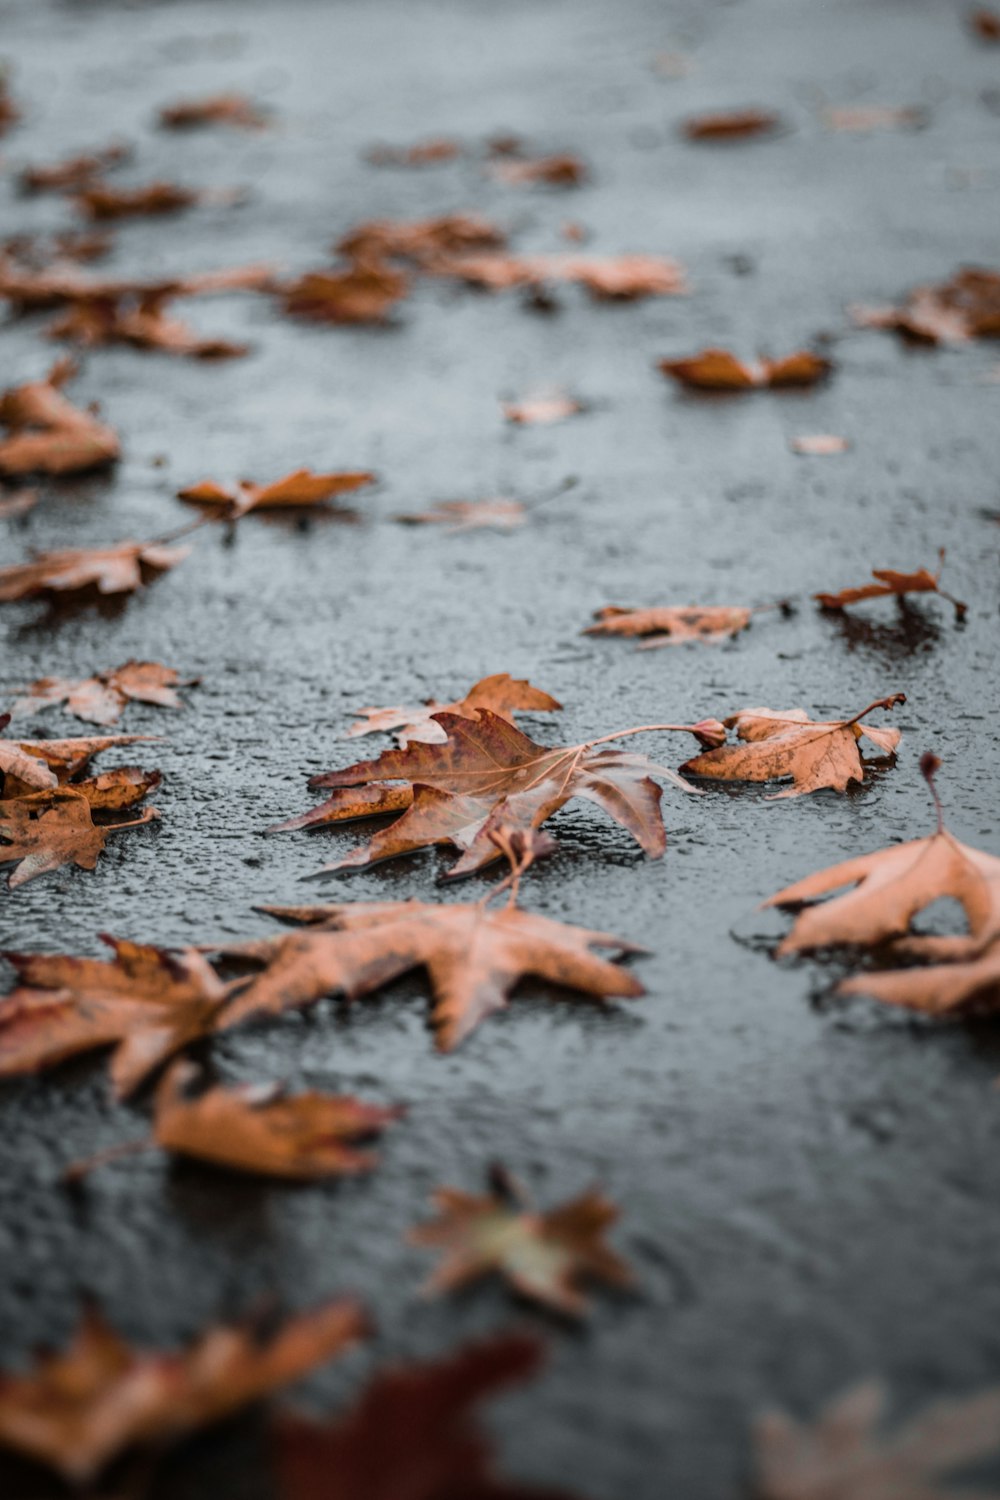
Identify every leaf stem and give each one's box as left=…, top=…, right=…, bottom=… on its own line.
left=841, top=693, right=906, bottom=730
left=584, top=722, right=710, bottom=750
left=920, top=751, right=945, bottom=834
left=63, top=1136, right=155, bottom=1184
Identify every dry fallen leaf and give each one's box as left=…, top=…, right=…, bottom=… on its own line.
left=20, top=141, right=131, bottom=193
left=970, top=8, right=1000, bottom=41
left=274, top=1333, right=578, bottom=1500
left=503, top=390, right=584, bottom=425
left=47, top=288, right=250, bottom=359
left=0, top=536, right=189, bottom=603
left=0, top=723, right=157, bottom=794
left=159, top=92, right=268, bottom=129
left=395, top=498, right=527, bottom=532
left=337, top=212, right=505, bottom=266
left=815, top=557, right=966, bottom=619
left=0, top=358, right=120, bottom=476
left=74, top=180, right=201, bottom=220
left=755, top=1379, right=1000, bottom=1500
left=346, top=673, right=561, bottom=746
left=659, top=348, right=831, bottom=391
left=0, top=936, right=231, bottom=1092
left=283, top=260, right=409, bottom=324
left=148, top=1061, right=403, bottom=1178
left=410, top=1165, right=633, bottom=1316
left=179, top=467, right=376, bottom=520
left=681, top=694, right=904, bottom=800
left=273, top=708, right=711, bottom=877
left=840, top=938, right=1000, bottom=1016
left=681, top=108, right=782, bottom=140
left=489, top=153, right=588, bottom=187
left=213, top=897, right=645, bottom=1052
left=790, top=433, right=849, bottom=455
left=851, top=266, right=1000, bottom=344
left=0, top=258, right=273, bottom=313
left=765, top=753, right=1000, bottom=960
left=0, top=789, right=157, bottom=888
left=430, top=251, right=686, bottom=300
left=13, top=660, right=197, bottom=726
left=0, top=1299, right=366, bottom=1485
left=586, top=604, right=759, bottom=649
left=822, top=105, right=926, bottom=132
left=366, top=137, right=461, bottom=166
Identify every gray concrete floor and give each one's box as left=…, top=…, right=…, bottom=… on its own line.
left=1, top=1, right=999, bottom=1496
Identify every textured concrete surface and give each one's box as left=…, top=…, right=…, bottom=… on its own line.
left=1, top=0, right=999, bottom=1495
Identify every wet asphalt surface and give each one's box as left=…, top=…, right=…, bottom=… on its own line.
left=1, top=0, right=999, bottom=1496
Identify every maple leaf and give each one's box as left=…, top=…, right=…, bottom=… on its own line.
left=273, top=708, right=710, bottom=878
left=586, top=604, right=765, bottom=649
left=346, top=673, right=561, bottom=747
left=428, top=251, right=686, bottom=300
left=274, top=1333, right=579, bottom=1500
left=822, top=104, right=926, bottom=132
left=0, top=789, right=156, bottom=887
left=489, top=152, right=588, bottom=186
left=0, top=723, right=157, bottom=794
left=765, top=753, right=1000, bottom=961
left=179, top=467, right=376, bottom=520
left=754, top=1379, right=1000, bottom=1500
left=790, top=433, right=849, bottom=455
left=74, top=180, right=200, bottom=220
left=0, top=1298, right=366, bottom=1484
left=851, top=267, right=1000, bottom=344
left=366, top=137, right=461, bottom=166
left=0, top=358, right=120, bottom=476
left=681, top=108, right=782, bottom=140
left=410, top=1165, right=633, bottom=1316
left=971, top=8, right=1000, bottom=41
left=815, top=557, right=966, bottom=620
left=0, top=536, right=189, bottom=602
left=283, top=261, right=409, bottom=324
left=144, top=1061, right=403, bottom=1178
left=337, top=212, right=505, bottom=266
left=0, top=935, right=230, bottom=1092
left=20, top=141, right=131, bottom=193
left=503, top=390, right=583, bottom=425
left=659, top=348, right=831, bottom=391
left=681, top=694, right=904, bottom=800
left=159, top=92, right=268, bottom=128
left=13, top=659, right=196, bottom=727
left=395, top=498, right=526, bottom=532
left=213, top=896, right=645, bottom=1052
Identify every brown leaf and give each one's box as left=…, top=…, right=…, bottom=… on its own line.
left=765, top=762, right=1000, bottom=960
left=429, top=251, right=686, bottom=300
left=0, top=1299, right=367, bottom=1484
left=790, top=433, right=849, bottom=455
left=585, top=604, right=756, bottom=649
left=0, top=790, right=157, bottom=888
left=150, top=1061, right=403, bottom=1178
left=179, top=468, right=375, bottom=520
left=681, top=695, right=904, bottom=800
left=74, top=180, right=201, bottom=220
left=755, top=1379, right=1000, bottom=1500
left=489, top=153, right=588, bottom=187
left=0, top=727, right=157, bottom=793
left=681, top=108, right=782, bottom=140
left=410, top=1170, right=633, bottom=1315
left=213, top=897, right=645, bottom=1052
left=272, top=708, right=706, bottom=877
left=839, top=939, right=1000, bottom=1016
left=815, top=560, right=966, bottom=619
left=273, top=1333, right=578, bottom=1500
left=346, top=673, right=562, bottom=746
left=823, top=104, right=926, bottom=132
left=0, top=358, right=120, bottom=476
left=47, top=287, right=250, bottom=359
left=336, top=212, right=505, bottom=266
left=20, top=142, right=131, bottom=193
left=395, top=498, right=526, bottom=532
left=970, top=8, right=1000, bottom=41
left=503, top=390, right=584, bottom=425
left=159, top=92, right=268, bottom=129
left=283, top=261, right=409, bottom=324
left=851, top=267, right=1000, bottom=344
left=13, top=660, right=197, bottom=726
left=0, top=260, right=274, bottom=314
left=659, top=348, right=831, bottom=391
left=0, top=936, right=229, bottom=1092
left=0, top=537, right=189, bottom=602
left=366, top=137, right=461, bottom=166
